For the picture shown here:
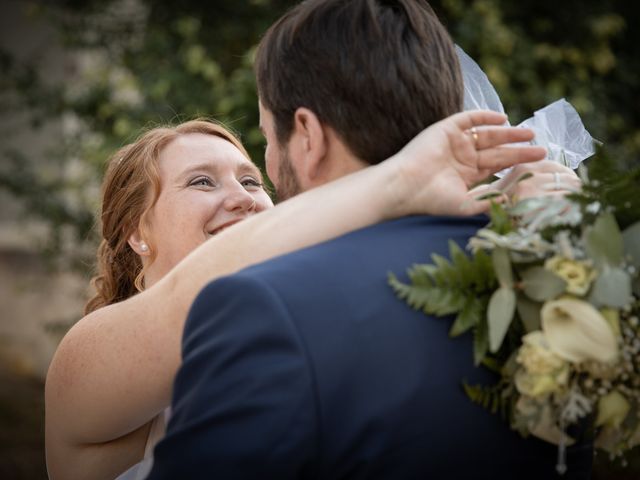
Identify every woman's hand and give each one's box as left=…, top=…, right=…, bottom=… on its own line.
left=471, top=161, right=582, bottom=204
left=390, top=110, right=549, bottom=216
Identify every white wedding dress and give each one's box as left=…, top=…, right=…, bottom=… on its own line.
left=115, top=408, right=170, bottom=480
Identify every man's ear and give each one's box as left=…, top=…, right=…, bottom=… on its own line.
left=127, top=229, right=150, bottom=256
left=289, top=107, right=328, bottom=185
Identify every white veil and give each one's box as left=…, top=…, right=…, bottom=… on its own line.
left=457, top=45, right=506, bottom=115
left=456, top=45, right=597, bottom=171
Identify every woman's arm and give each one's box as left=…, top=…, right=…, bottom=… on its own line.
left=45, top=111, right=551, bottom=478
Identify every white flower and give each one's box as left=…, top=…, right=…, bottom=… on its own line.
left=541, top=297, right=619, bottom=364
left=544, top=256, right=595, bottom=296
left=517, top=331, right=567, bottom=375
left=515, top=332, right=569, bottom=398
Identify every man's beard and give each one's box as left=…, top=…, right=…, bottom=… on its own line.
left=275, top=146, right=302, bottom=202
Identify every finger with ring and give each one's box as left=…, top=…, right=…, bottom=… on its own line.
left=469, top=126, right=479, bottom=146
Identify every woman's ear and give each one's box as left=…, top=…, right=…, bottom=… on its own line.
left=127, top=230, right=150, bottom=256
left=290, top=107, right=328, bottom=185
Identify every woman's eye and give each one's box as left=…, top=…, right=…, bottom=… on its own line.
left=189, top=177, right=214, bottom=187
left=241, top=177, right=263, bottom=188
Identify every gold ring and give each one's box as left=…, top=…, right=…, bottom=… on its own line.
left=470, top=126, right=479, bottom=146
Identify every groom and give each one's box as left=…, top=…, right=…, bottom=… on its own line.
left=149, top=1, right=592, bottom=478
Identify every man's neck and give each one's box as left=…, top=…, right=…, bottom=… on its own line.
left=312, top=131, right=369, bottom=187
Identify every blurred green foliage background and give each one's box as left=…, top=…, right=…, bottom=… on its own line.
left=1, top=0, right=639, bottom=265
left=0, top=0, right=638, bottom=478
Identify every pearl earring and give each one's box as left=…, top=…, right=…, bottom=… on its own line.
left=140, top=243, right=149, bottom=253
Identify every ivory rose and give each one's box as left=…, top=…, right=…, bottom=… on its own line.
left=515, top=332, right=569, bottom=398
left=544, top=256, right=595, bottom=296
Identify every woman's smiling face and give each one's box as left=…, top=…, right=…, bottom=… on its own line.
left=143, top=132, right=273, bottom=280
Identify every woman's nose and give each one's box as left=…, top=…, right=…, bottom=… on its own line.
left=222, top=185, right=256, bottom=213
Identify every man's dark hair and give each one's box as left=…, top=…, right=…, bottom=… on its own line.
left=255, top=0, right=463, bottom=165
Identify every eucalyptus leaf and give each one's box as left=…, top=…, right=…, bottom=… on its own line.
left=515, top=171, right=535, bottom=184
left=516, top=295, right=542, bottom=332
left=590, top=267, right=632, bottom=308
left=622, top=220, right=640, bottom=269
left=585, top=212, right=623, bottom=268
left=475, top=191, right=504, bottom=201
left=510, top=197, right=553, bottom=216
left=521, top=266, right=567, bottom=302
left=488, top=287, right=516, bottom=353
left=492, top=248, right=513, bottom=288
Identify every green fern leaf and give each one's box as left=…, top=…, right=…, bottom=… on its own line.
left=388, top=273, right=451, bottom=314
left=478, top=249, right=498, bottom=290
left=422, top=287, right=460, bottom=315
left=390, top=244, right=496, bottom=329
left=449, top=297, right=482, bottom=337
left=388, top=273, right=413, bottom=302
left=463, top=381, right=511, bottom=417
left=463, top=382, right=493, bottom=410
left=406, top=264, right=435, bottom=288
left=430, top=253, right=455, bottom=285
left=433, top=286, right=472, bottom=315
left=449, top=240, right=474, bottom=288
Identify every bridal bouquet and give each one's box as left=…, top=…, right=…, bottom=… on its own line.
left=389, top=160, right=640, bottom=466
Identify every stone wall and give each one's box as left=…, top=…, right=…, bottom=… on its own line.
left=0, top=248, right=87, bottom=380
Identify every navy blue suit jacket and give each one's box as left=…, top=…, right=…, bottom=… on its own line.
left=148, top=216, right=592, bottom=479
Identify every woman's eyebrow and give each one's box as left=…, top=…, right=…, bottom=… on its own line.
left=177, top=160, right=262, bottom=181
left=237, top=162, right=263, bottom=179
left=178, top=162, right=216, bottom=179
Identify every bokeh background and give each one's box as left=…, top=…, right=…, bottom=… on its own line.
left=1, top=0, right=638, bottom=478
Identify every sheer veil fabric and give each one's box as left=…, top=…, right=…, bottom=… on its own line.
left=456, top=44, right=596, bottom=172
